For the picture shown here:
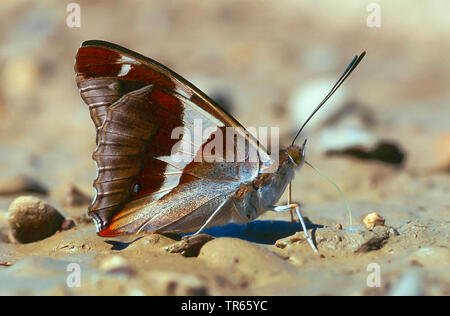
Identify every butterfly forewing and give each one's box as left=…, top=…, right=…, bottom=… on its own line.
left=76, top=40, right=235, bottom=129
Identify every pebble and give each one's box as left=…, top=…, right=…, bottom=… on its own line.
left=8, top=196, right=65, bottom=243
left=363, top=212, right=386, bottom=229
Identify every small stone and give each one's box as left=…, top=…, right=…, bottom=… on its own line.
left=0, top=175, right=48, bottom=196
left=61, top=183, right=91, bottom=207
left=275, top=240, right=288, bottom=249
left=363, top=212, right=385, bottom=229
left=273, top=231, right=308, bottom=250
left=8, top=196, right=65, bottom=243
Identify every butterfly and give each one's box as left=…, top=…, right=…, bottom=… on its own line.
left=75, top=40, right=365, bottom=254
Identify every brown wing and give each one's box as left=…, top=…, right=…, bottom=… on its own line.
left=75, top=41, right=271, bottom=236
left=75, top=40, right=242, bottom=131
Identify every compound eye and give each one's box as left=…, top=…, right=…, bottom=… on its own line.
left=287, top=147, right=303, bottom=165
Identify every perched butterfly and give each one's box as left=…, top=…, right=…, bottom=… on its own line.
left=75, top=40, right=365, bottom=253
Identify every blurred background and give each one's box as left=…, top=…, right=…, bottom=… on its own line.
left=0, top=0, right=449, bottom=218
left=0, top=0, right=449, bottom=296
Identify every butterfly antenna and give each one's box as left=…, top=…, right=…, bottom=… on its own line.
left=291, top=51, right=366, bottom=146
left=305, top=160, right=354, bottom=229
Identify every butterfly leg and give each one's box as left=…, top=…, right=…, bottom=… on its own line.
left=271, top=203, right=319, bottom=254
left=192, top=198, right=230, bottom=236
left=287, top=183, right=295, bottom=223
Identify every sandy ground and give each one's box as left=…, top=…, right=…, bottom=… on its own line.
left=0, top=1, right=449, bottom=295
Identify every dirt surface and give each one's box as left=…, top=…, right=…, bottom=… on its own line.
left=0, top=1, right=449, bottom=295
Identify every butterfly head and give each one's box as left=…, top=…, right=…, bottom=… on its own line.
left=286, top=139, right=307, bottom=167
